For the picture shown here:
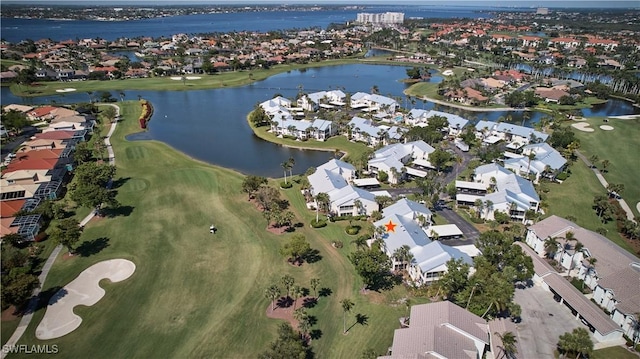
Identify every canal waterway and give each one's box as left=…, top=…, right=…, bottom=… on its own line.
left=2, top=64, right=637, bottom=177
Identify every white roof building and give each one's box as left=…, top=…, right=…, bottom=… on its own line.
left=456, top=163, right=540, bottom=223
left=374, top=198, right=476, bottom=286
left=307, top=159, right=377, bottom=217
left=367, top=141, right=435, bottom=184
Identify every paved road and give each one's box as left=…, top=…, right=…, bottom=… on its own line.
left=0, top=104, right=120, bottom=355
left=514, top=284, right=597, bottom=359
left=436, top=206, right=480, bottom=243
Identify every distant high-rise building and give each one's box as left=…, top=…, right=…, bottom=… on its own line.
left=356, top=12, right=404, bottom=25
left=536, top=7, right=549, bottom=15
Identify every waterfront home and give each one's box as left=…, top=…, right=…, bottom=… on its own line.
left=350, top=92, right=398, bottom=115
left=534, top=87, right=571, bottom=103
left=456, top=163, right=540, bottom=223
left=347, top=116, right=403, bottom=147
left=443, top=87, right=489, bottom=106
left=367, top=141, right=435, bottom=184
left=524, top=215, right=639, bottom=342
left=475, top=120, right=548, bottom=149
left=504, top=142, right=567, bottom=181
left=381, top=302, right=489, bottom=359
left=269, top=115, right=334, bottom=141
left=422, top=110, right=469, bottom=136
left=297, top=90, right=346, bottom=111
left=259, top=96, right=293, bottom=116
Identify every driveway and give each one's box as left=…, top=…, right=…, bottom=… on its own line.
left=436, top=206, right=480, bottom=243
left=513, top=284, right=597, bottom=359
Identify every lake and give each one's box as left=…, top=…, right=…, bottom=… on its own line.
left=2, top=64, right=638, bottom=177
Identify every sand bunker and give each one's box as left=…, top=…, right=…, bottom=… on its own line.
left=571, top=122, right=594, bottom=132
left=637, top=202, right=640, bottom=216
left=170, top=77, right=182, bottom=80
left=35, top=259, right=136, bottom=340
left=55, top=88, right=77, bottom=93
left=599, top=125, right=614, bottom=131
left=186, top=76, right=201, bottom=80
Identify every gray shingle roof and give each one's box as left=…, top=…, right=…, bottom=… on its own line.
left=517, top=242, right=622, bottom=336
left=528, top=216, right=640, bottom=278
left=597, top=266, right=640, bottom=315
left=387, top=302, right=488, bottom=359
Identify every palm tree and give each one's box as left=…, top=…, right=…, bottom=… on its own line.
left=570, top=241, right=584, bottom=272
left=287, top=156, right=295, bottom=179
left=352, top=236, right=368, bottom=250
left=494, top=331, right=518, bottom=359
left=393, top=245, right=413, bottom=271
left=588, top=155, right=598, bottom=168
left=310, top=278, right=320, bottom=298
left=484, top=200, right=494, bottom=220
left=293, top=308, right=308, bottom=324
left=281, top=161, right=291, bottom=184
left=292, top=285, right=303, bottom=310
left=314, top=192, right=330, bottom=222
left=544, top=237, right=559, bottom=259
left=265, top=285, right=281, bottom=311
left=341, top=298, right=354, bottom=334
left=474, top=199, right=484, bottom=219
left=601, top=159, right=610, bottom=172
left=562, top=231, right=576, bottom=271
left=281, top=275, right=295, bottom=298
left=353, top=199, right=364, bottom=216
left=526, top=151, right=537, bottom=175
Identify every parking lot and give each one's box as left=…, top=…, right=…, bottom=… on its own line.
left=513, top=284, right=597, bottom=359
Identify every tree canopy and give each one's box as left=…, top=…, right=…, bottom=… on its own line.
left=258, top=323, right=310, bottom=359
left=281, top=234, right=312, bottom=265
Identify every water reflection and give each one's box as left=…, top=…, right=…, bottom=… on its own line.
left=1, top=64, right=637, bottom=176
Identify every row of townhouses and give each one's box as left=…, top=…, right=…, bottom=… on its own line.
left=524, top=215, right=640, bottom=343
left=1, top=105, right=94, bottom=241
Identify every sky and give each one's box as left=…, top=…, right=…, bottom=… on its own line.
left=1, top=0, right=638, bottom=8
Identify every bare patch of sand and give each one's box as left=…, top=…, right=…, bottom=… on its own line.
left=55, top=88, right=76, bottom=93
left=35, top=259, right=135, bottom=340
left=571, top=122, right=594, bottom=132
left=599, top=125, right=614, bottom=131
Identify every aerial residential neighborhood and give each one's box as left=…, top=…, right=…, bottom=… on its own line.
left=1, top=3, right=639, bottom=359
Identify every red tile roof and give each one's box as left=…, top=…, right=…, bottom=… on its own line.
left=15, top=149, right=63, bottom=161
left=0, top=200, right=26, bottom=218
left=28, top=106, right=58, bottom=118
left=33, top=130, right=77, bottom=140
left=4, top=158, right=59, bottom=173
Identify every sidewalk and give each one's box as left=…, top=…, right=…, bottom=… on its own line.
left=1, top=104, right=120, bottom=357
left=576, top=150, right=636, bottom=222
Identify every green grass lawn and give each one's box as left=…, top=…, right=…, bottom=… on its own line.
left=570, top=116, right=640, bottom=218
left=10, top=101, right=424, bottom=358
left=250, top=121, right=370, bottom=162
left=592, top=345, right=639, bottom=359
left=544, top=160, right=636, bottom=255
left=405, top=81, right=441, bottom=99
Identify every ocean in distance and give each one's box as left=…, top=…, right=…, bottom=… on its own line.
left=0, top=5, right=505, bottom=42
